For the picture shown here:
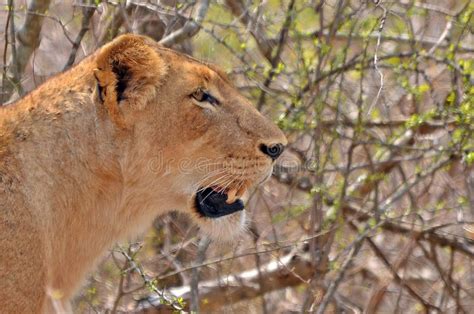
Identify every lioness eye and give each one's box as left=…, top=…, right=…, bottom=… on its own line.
left=191, top=89, right=219, bottom=106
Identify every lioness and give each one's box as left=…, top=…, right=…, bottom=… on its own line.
left=0, top=34, right=286, bottom=312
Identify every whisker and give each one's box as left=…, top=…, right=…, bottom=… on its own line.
left=235, top=170, right=247, bottom=195
left=208, top=175, right=234, bottom=192
left=200, top=189, right=215, bottom=204
left=218, top=177, right=235, bottom=194
left=196, top=173, right=231, bottom=193
left=193, top=169, right=227, bottom=190
left=199, top=176, right=234, bottom=204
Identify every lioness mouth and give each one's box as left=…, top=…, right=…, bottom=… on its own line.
left=195, top=186, right=245, bottom=218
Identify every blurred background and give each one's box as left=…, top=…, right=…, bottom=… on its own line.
left=1, top=0, right=473, bottom=312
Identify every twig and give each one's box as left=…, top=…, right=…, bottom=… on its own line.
left=63, top=2, right=96, bottom=71
left=7, top=0, right=17, bottom=84
left=301, top=30, right=474, bottom=53
left=224, top=0, right=276, bottom=62
left=2, top=0, right=52, bottom=102
left=427, top=18, right=453, bottom=56
left=190, top=236, right=211, bottom=313
left=420, top=243, right=468, bottom=313
left=156, top=230, right=332, bottom=281
left=159, top=0, right=210, bottom=47
left=363, top=235, right=441, bottom=311
left=111, top=246, right=132, bottom=313
left=367, top=2, right=387, bottom=116
left=377, top=156, right=452, bottom=213
left=365, top=236, right=417, bottom=312
left=116, top=246, right=185, bottom=312
left=411, top=1, right=458, bottom=16
left=135, top=245, right=325, bottom=313
left=97, top=3, right=132, bottom=46
left=344, top=202, right=474, bottom=257
left=1, top=0, right=15, bottom=104
left=315, top=223, right=369, bottom=314
left=256, top=0, right=295, bottom=110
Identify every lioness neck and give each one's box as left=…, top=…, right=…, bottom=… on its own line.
left=1, top=58, right=139, bottom=299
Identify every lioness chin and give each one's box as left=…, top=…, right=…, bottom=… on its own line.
left=0, top=34, right=286, bottom=313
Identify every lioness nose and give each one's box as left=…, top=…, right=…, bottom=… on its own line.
left=260, top=143, right=285, bottom=161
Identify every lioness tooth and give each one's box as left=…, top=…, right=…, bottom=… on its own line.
left=226, top=188, right=237, bottom=204
left=236, top=185, right=247, bottom=199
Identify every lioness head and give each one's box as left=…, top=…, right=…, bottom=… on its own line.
left=93, top=35, right=286, bottom=240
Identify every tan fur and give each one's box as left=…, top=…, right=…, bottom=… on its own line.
left=0, top=34, right=286, bottom=313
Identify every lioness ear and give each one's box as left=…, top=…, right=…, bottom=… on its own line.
left=93, top=34, right=167, bottom=127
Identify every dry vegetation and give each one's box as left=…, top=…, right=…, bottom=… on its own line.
left=1, top=0, right=473, bottom=313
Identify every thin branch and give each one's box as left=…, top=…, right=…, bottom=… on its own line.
left=190, top=236, right=211, bottom=312
left=367, top=3, right=387, bottom=115
left=363, top=235, right=441, bottom=311
left=159, top=0, right=210, bottom=47
left=315, top=231, right=365, bottom=314
left=2, top=0, right=52, bottom=103
left=156, top=230, right=332, bottom=281
left=365, top=237, right=417, bottom=312
left=1, top=0, right=15, bottom=103
left=302, top=30, right=474, bottom=53
left=97, top=3, right=132, bottom=46
left=110, top=246, right=133, bottom=313
left=116, top=246, right=185, bottom=312
left=343, top=203, right=474, bottom=258
left=427, top=18, right=453, bottom=56
left=63, top=3, right=96, bottom=71
left=256, top=0, right=295, bottom=110
left=420, top=243, right=468, bottom=313
left=224, top=0, right=276, bottom=62
left=135, top=245, right=332, bottom=313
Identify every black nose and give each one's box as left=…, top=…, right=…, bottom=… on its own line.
left=260, top=143, right=285, bottom=160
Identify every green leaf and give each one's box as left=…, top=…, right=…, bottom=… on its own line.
left=466, top=152, right=474, bottom=166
